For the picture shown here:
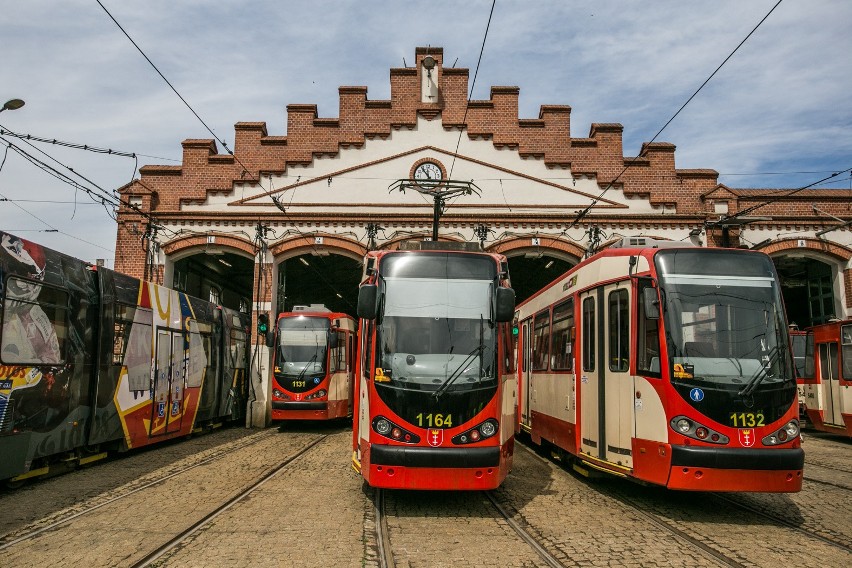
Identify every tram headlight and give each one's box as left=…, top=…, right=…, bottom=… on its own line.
left=695, top=427, right=708, bottom=440
left=762, top=420, right=800, bottom=446
left=676, top=418, right=692, bottom=433
left=480, top=421, right=497, bottom=438
left=305, top=389, right=327, bottom=400
left=785, top=420, right=799, bottom=438
left=375, top=418, right=391, bottom=435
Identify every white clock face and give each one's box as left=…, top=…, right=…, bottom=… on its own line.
left=414, top=162, right=442, bottom=182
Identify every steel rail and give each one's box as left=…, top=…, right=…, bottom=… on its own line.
left=713, top=493, right=852, bottom=554
left=130, top=434, right=328, bottom=568
left=484, top=491, right=566, bottom=568
left=0, top=428, right=280, bottom=549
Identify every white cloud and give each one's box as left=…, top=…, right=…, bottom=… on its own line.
left=1, top=0, right=850, bottom=264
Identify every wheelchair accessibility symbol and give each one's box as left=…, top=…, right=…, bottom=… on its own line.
left=157, top=402, right=166, bottom=417
left=690, top=388, right=704, bottom=402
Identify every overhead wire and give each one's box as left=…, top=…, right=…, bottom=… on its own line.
left=566, top=0, right=785, bottom=233
left=96, top=0, right=259, bottom=183
left=447, top=0, right=496, bottom=181
left=708, top=166, right=852, bottom=227
left=0, top=133, right=179, bottom=240
left=0, top=190, right=114, bottom=252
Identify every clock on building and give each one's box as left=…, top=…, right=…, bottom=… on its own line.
left=411, top=159, right=445, bottom=187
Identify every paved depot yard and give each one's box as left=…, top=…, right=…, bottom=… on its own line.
left=1, top=424, right=850, bottom=567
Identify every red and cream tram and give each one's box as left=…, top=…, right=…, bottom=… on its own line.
left=515, top=237, right=803, bottom=492
left=270, top=306, right=356, bottom=420
left=352, top=242, right=516, bottom=490
left=797, top=319, right=852, bottom=437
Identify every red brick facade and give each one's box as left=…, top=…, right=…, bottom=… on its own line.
left=116, top=46, right=852, bottom=316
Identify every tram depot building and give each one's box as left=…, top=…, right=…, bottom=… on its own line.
left=115, top=47, right=852, bottom=426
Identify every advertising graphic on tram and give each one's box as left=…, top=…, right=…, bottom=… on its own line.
left=0, top=231, right=250, bottom=484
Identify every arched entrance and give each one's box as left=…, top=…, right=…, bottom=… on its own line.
left=275, top=253, right=362, bottom=316
left=270, top=236, right=367, bottom=317
left=773, top=255, right=838, bottom=327
left=163, top=235, right=257, bottom=313
left=762, top=238, right=852, bottom=328
left=491, top=238, right=584, bottom=304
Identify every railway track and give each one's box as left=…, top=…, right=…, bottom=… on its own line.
left=712, top=493, right=852, bottom=554
left=373, top=487, right=566, bottom=568
left=0, top=427, right=281, bottom=549
left=0, top=433, right=328, bottom=565
left=515, top=440, right=750, bottom=568
left=130, top=434, right=328, bottom=567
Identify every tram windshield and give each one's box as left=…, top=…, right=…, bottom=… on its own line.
left=373, top=253, right=499, bottom=427
left=274, top=316, right=328, bottom=377
left=655, top=250, right=795, bottom=397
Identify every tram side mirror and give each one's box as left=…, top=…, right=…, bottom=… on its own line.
left=495, top=287, right=516, bottom=322
left=357, top=284, right=379, bottom=320
left=643, top=287, right=660, bottom=320
left=327, top=329, right=339, bottom=349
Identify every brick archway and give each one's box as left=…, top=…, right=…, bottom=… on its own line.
left=162, top=233, right=256, bottom=260
left=758, top=237, right=852, bottom=262
left=269, top=234, right=366, bottom=262
left=490, top=237, right=585, bottom=262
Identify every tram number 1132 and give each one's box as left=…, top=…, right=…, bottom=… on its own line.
left=730, top=412, right=766, bottom=427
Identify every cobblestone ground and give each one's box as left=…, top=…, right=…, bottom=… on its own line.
left=383, top=489, right=547, bottom=568
left=502, top=437, right=852, bottom=568
left=0, top=423, right=336, bottom=567
left=1, top=426, right=850, bottom=567
left=156, top=427, right=368, bottom=568
left=496, top=443, right=716, bottom=567
left=0, top=425, right=265, bottom=538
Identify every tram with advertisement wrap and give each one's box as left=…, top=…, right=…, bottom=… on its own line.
left=352, top=241, right=516, bottom=490
left=0, top=231, right=251, bottom=485
left=515, top=237, right=803, bottom=492
left=270, top=306, right=356, bottom=420
left=797, top=319, right=852, bottom=437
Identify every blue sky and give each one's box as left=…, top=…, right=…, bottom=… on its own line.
left=1, top=0, right=850, bottom=266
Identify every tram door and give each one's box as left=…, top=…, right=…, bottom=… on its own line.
left=579, top=284, right=634, bottom=468
left=521, top=320, right=533, bottom=430
left=152, top=329, right=185, bottom=435
left=817, top=341, right=841, bottom=426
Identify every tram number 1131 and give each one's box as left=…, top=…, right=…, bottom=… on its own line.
left=416, top=413, right=452, bottom=428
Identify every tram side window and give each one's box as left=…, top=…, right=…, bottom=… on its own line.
left=361, top=322, right=373, bottom=378
left=504, top=323, right=516, bottom=374
left=112, top=303, right=138, bottom=365
left=551, top=299, right=575, bottom=371
left=582, top=297, right=595, bottom=372
left=803, top=333, right=815, bottom=378
left=842, top=324, right=852, bottom=380
left=636, top=280, right=661, bottom=377
left=331, top=332, right=347, bottom=372
left=532, top=311, right=550, bottom=371
left=186, top=320, right=212, bottom=388
left=608, top=289, right=629, bottom=372
left=1, top=277, right=68, bottom=365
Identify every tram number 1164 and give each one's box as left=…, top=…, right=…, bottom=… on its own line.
left=416, top=413, right=453, bottom=428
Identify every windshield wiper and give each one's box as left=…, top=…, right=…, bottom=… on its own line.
left=296, top=352, right=318, bottom=382
left=432, top=345, right=484, bottom=400
left=738, top=345, right=780, bottom=398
